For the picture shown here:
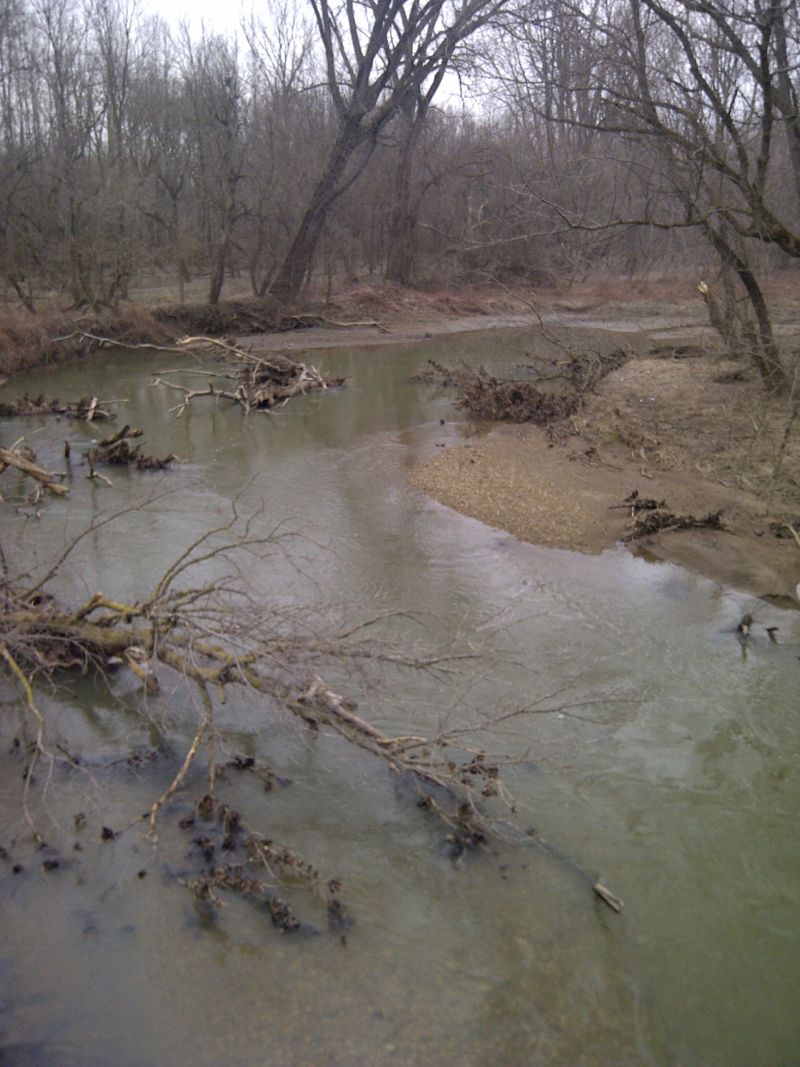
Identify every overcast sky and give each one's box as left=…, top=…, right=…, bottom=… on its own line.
left=139, top=0, right=252, bottom=39
left=135, top=0, right=475, bottom=110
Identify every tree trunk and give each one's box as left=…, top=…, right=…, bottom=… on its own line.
left=705, top=224, right=787, bottom=392
left=270, top=121, right=363, bottom=305
left=6, top=273, right=36, bottom=314
left=384, top=99, right=427, bottom=286
left=208, top=234, right=228, bottom=304
left=384, top=128, right=420, bottom=283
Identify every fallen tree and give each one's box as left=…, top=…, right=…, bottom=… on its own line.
left=152, top=337, right=345, bottom=415
left=0, top=504, right=623, bottom=925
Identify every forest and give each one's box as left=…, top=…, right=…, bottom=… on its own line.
left=1, top=3, right=800, bottom=1064
left=1, top=0, right=799, bottom=392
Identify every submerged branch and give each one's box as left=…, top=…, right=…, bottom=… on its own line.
left=0, top=514, right=624, bottom=915
left=0, top=444, right=69, bottom=499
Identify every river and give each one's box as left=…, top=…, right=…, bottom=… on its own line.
left=1, top=330, right=798, bottom=1066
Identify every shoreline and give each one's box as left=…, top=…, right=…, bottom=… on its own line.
left=409, top=424, right=799, bottom=607
left=408, top=353, right=800, bottom=609
left=2, top=284, right=798, bottom=604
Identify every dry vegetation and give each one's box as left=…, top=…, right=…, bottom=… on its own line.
left=582, top=351, right=800, bottom=517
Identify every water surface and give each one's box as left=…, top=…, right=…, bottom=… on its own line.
left=0, top=331, right=798, bottom=1066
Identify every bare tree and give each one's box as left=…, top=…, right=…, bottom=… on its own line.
left=269, top=0, right=510, bottom=304
left=181, top=31, right=249, bottom=305
left=243, top=3, right=322, bottom=296
left=494, top=0, right=800, bottom=388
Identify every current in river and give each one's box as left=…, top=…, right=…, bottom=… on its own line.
left=0, top=329, right=798, bottom=1066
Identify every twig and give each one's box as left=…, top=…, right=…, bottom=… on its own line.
left=0, top=643, right=46, bottom=842
left=147, top=695, right=211, bottom=839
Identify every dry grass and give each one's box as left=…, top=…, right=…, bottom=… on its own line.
left=583, top=354, right=800, bottom=515
left=0, top=300, right=283, bottom=378
left=0, top=305, right=174, bottom=377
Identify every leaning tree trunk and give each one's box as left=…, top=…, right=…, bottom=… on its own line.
left=270, top=121, right=364, bottom=305
left=705, top=224, right=787, bottom=393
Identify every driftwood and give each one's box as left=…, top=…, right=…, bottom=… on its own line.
left=0, top=444, right=68, bottom=498
left=458, top=377, right=579, bottom=423
left=623, top=509, right=725, bottom=541
left=153, top=336, right=345, bottom=416
left=87, top=424, right=175, bottom=471
left=0, top=393, right=117, bottom=421
left=286, top=313, right=390, bottom=334
left=411, top=349, right=628, bottom=425
left=412, top=360, right=578, bottom=423
left=610, top=490, right=668, bottom=515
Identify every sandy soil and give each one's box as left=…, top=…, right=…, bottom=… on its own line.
left=410, top=348, right=800, bottom=606
left=243, top=278, right=712, bottom=354
left=238, top=278, right=800, bottom=605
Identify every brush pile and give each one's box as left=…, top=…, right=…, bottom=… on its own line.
left=412, top=348, right=629, bottom=425
left=153, top=337, right=345, bottom=416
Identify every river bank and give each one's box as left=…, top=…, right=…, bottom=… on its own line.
left=410, top=347, right=800, bottom=607
left=299, top=285, right=800, bottom=608
left=262, top=291, right=800, bottom=603
left=2, top=278, right=798, bottom=602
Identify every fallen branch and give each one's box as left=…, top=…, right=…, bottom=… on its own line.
left=153, top=337, right=345, bottom=415
left=609, top=489, right=668, bottom=514
left=87, top=425, right=176, bottom=471
left=623, top=509, right=725, bottom=541
left=411, top=350, right=628, bottom=425
left=50, top=330, right=183, bottom=355
left=0, top=514, right=625, bottom=916
left=0, top=445, right=69, bottom=497
left=0, top=393, right=118, bottom=421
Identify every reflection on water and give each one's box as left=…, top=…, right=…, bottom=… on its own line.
left=0, top=330, right=798, bottom=1066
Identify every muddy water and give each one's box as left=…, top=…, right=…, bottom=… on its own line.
left=1, top=330, right=799, bottom=1067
